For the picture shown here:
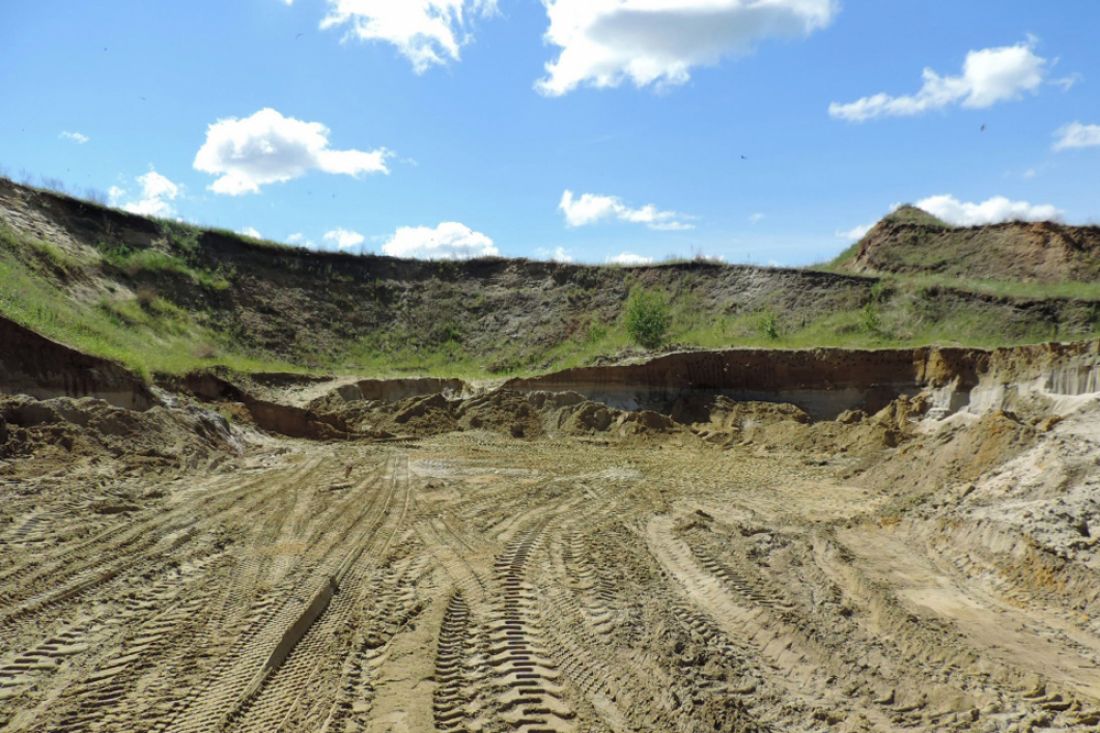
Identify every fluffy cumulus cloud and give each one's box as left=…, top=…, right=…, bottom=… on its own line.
left=323, top=228, right=367, bottom=250
left=108, top=170, right=181, bottom=217
left=238, top=227, right=263, bottom=239
left=915, top=195, right=1063, bottom=226
left=537, top=0, right=837, bottom=96
left=321, top=0, right=497, bottom=73
left=606, top=252, right=654, bottom=265
left=285, top=232, right=316, bottom=248
left=559, top=190, right=692, bottom=231
left=382, top=222, right=499, bottom=259
left=537, top=246, right=575, bottom=263
left=836, top=222, right=873, bottom=241
left=193, top=108, right=389, bottom=196
left=59, top=131, right=89, bottom=144
left=1053, top=122, right=1100, bottom=151
left=830, top=39, right=1047, bottom=122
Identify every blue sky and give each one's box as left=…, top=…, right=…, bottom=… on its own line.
left=2, top=0, right=1098, bottom=265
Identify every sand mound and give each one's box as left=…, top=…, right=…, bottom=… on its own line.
left=0, top=394, right=240, bottom=476
left=315, top=388, right=685, bottom=441
left=860, top=409, right=1037, bottom=501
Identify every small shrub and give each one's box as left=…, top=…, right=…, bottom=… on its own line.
left=624, top=287, right=671, bottom=350
left=758, top=311, right=780, bottom=340
left=584, top=321, right=608, bottom=345
left=429, top=321, right=464, bottom=346
left=860, top=302, right=881, bottom=333
left=162, top=221, right=200, bottom=256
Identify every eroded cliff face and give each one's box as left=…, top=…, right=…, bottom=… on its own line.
left=4, top=178, right=1100, bottom=377
left=0, top=316, right=155, bottom=410
left=505, top=341, right=1100, bottom=421
left=840, top=208, right=1100, bottom=283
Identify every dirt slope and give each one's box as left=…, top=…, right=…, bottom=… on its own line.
left=0, top=315, right=154, bottom=410
left=3, top=178, right=1099, bottom=380
left=837, top=205, right=1100, bottom=282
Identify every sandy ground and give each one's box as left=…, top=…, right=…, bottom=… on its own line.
left=1, top=407, right=1099, bottom=732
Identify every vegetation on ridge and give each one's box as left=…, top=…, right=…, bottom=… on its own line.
left=1, top=179, right=1099, bottom=381
left=625, top=287, right=672, bottom=350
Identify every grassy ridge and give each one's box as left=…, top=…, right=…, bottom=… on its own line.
left=0, top=223, right=300, bottom=378
left=1, top=210, right=1099, bottom=381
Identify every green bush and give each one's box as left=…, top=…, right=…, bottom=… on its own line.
left=860, top=302, right=881, bottom=333
left=624, top=287, right=671, bottom=350
left=758, top=311, right=780, bottom=340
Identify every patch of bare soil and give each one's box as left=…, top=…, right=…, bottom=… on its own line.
left=2, top=346, right=1100, bottom=732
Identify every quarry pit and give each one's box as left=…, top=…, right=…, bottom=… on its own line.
left=2, top=332, right=1099, bottom=733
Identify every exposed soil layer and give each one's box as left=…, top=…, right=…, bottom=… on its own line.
left=507, top=341, right=1100, bottom=420
left=168, top=370, right=351, bottom=440
left=0, top=316, right=154, bottom=410
left=1, top=341, right=1099, bottom=732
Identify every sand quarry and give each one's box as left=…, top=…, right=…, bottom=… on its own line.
left=2, top=338, right=1100, bottom=732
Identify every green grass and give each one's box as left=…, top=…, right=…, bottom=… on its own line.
left=101, top=246, right=231, bottom=290
left=823, top=240, right=863, bottom=271
left=335, top=335, right=488, bottom=379
left=0, top=241, right=298, bottom=380
left=897, top=273, right=1100, bottom=302
left=0, top=223, right=94, bottom=275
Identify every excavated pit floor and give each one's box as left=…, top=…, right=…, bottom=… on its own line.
left=2, top=398, right=1100, bottom=733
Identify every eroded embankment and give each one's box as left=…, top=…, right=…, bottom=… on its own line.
left=0, top=315, right=155, bottom=410
left=505, top=341, right=1100, bottom=421
left=172, top=371, right=351, bottom=440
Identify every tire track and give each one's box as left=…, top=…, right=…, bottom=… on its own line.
left=0, top=458, right=325, bottom=632
left=205, top=453, right=415, bottom=733
left=485, top=523, right=576, bottom=733
left=433, top=593, right=475, bottom=733
left=146, top=455, right=401, bottom=733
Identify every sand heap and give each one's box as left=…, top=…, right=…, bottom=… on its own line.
left=0, top=394, right=240, bottom=477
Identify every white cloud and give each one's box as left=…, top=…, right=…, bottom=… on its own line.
left=830, top=39, right=1047, bottom=122
left=606, top=252, right=654, bottom=265
left=537, top=0, right=837, bottom=96
left=323, top=228, right=366, bottom=250
left=108, top=170, right=181, bottom=217
left=321, top=0, right=498, bottom=73
left=537, top=246, right=575, bottom=263
left=748, top=212, right=765, bottom=224
left=59, top=131, right=89, bottom=144
left=239, top=227, right=263, bottom=239
left=559, top=190, right=692, bottom=231
left=382, top=222, right=499, bottom=259
left=1053, top=121, right=1100, bottom=151
left=1050, top=73, right=1082, bottom=92
left=286, top=232, right=318, bottom=248
left=915, top=194, right=1062, bottom=226
left=193, top=108, right=389, bottom=196
left=836, top=222, right=873, bottom=241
